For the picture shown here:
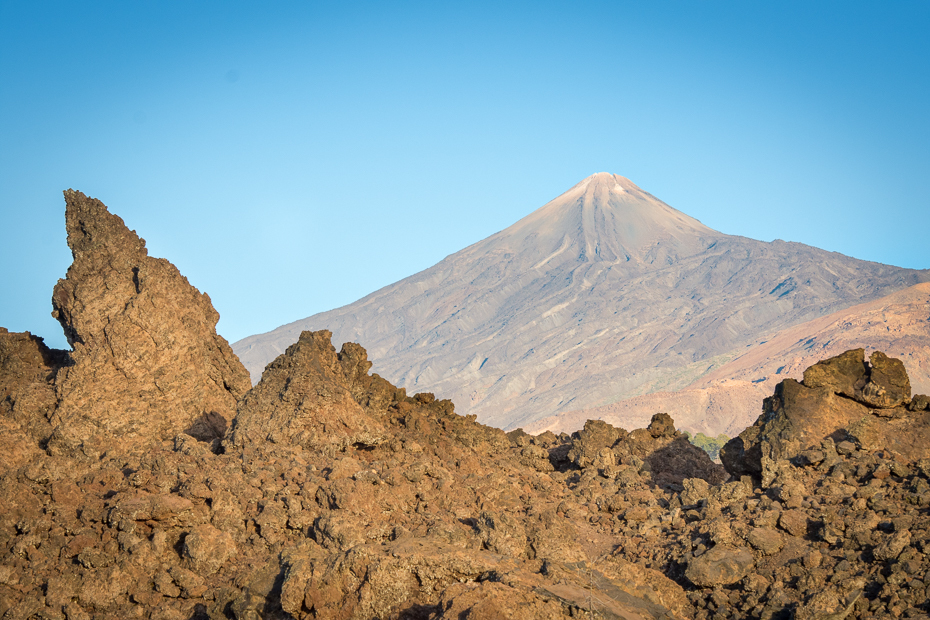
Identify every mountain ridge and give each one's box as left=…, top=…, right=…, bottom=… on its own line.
left=234, top=173, right=930, bottom=432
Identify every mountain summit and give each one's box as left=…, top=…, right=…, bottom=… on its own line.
left=234, top=174, right=930, bottom=432
left=496, top=172, right=720, bottom=268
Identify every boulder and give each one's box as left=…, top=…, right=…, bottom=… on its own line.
left=684, top=545, right=754, bottom=587
left=801, top=348, right=868, bottom=398
left=567, top=419, right=624, bottom=468
left=721, top=349, right=930, bottom=482
left=183, top=524, right=235, bottom=575
left=860, top=351, right=910, bottom=409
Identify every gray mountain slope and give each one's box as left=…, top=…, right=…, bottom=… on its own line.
left=234, top=173, right=930, bottom=430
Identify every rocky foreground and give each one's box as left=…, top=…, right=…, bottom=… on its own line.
left=2, top=191, right=930, bottom=619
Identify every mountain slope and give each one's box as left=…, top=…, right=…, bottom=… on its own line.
left=234, top=173, right=930, bottom=430
left=525, top=282, right=930, bottom=437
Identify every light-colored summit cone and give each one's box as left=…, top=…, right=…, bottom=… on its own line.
left=446, top=173, right=723, bottom=284
left=235, top=174, right=929, bottom=433
left=496, top=172, right=719, bottom=268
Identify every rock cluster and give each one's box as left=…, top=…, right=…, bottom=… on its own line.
left=2, top=192, right=930, bottom=619
left=721, top=348, right=930, bottom=485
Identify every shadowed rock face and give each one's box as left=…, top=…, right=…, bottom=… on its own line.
left=46, top=190, right=251, bottom=457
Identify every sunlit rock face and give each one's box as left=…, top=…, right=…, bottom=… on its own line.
left=721, top=348, right=930, bottom=485
left=46, top=189, right=251, bottom=457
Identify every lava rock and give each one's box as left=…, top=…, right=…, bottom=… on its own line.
left=685, top=545, right=755, bottom=587
left=47, top=190, right=251, bottom=457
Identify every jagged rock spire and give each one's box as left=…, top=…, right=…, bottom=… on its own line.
left=47, top=190, right=252, bottom=457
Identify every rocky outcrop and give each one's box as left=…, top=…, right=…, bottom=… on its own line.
left=6, top=193, right=930, bottom=620
left=0, top=328, right=68, bottom=475
left=0, top=329, right=65, bottom=444
left=225, top=330, right=390, bottom=454
left=46, top=190, right=251, bottom=457
left=720, top=349, right=930, bottom=485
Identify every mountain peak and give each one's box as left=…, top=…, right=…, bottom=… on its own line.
left=498, top=172, right=722, bottom=266
left=574, top=172, right=642, bottom=193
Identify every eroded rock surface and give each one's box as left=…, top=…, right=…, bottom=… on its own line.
left=0, top=328, right=66, bottom=456
left=721, top=348, right=930, bottom=485
left=47, top=190, right=251, bottom=457
left=226, top=330, right=389, bottom=454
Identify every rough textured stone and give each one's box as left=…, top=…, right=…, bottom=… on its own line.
left=47, top=190, right=251, bottom=457
left=685, top=546, right=755, bottom=587
left=183, top=524, right=235, bottom=575
left=802, top=348, right=868, bottom=399
left=226, top=330, right=388, bottom=453
left=860, top=351, right=911, bottom=408
left=568, top=413, right=725, bottom=490
left=721, top=349, right=929, bottom=482
left=747, top=527, right=784, bottom=555
left=0, top=328, right=63, bottom=475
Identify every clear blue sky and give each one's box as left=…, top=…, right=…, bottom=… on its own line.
left=2, top=1, right=928, bottom=351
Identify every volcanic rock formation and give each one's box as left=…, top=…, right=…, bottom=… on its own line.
left=233, top=173, right=930, bottom=434
left=4, top=191, right=930, bottom=619
left=46, top=190, right=251, bottom=457
left=0, top=328, right=64, bottom=473
left=721, top=348, right=930, bottom=485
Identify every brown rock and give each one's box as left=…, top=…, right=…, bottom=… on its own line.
left=778, top=509, right=810, bottom=537
left=721, top=350, right=930, bottom=482
left=435, top=581, right=567, bottom=619
left=226, top=330, right=387, bottom=453
left=747, top=527, right=784, bottom=555
left=567, top=419, right=623, bottom=468
left=860, top=351, right=911, bottom=408
left=680, top=478, right=710, bottom=508
left=802, top=348, right=868, bottom=399
left=595, top=556, right=692, bottom=619
left=874, top=530, right=911, bottom=561
left=183, top=524, right=234, bottom=575
left=795, top=587, right=861, bottom=620
left=909, top=394, right=930, bottom=411
left=46, top=190, right=250, bottom=457
left=0, top=416, right=45, bottom=477
left=0, top=329, right=66, bottom=447
left=685, top=545, right=755, bottom=587
left=647, top=412, right=677, bottom=438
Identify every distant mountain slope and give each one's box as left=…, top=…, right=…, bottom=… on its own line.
left=234, top=173, right=930, bottom=430
left=525, top=282, right=930, bottom=437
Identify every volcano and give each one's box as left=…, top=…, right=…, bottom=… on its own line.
left=234, top=173, right=930, bottom=432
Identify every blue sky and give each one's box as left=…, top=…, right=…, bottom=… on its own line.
left=2, top=1, right=928, bottom=351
